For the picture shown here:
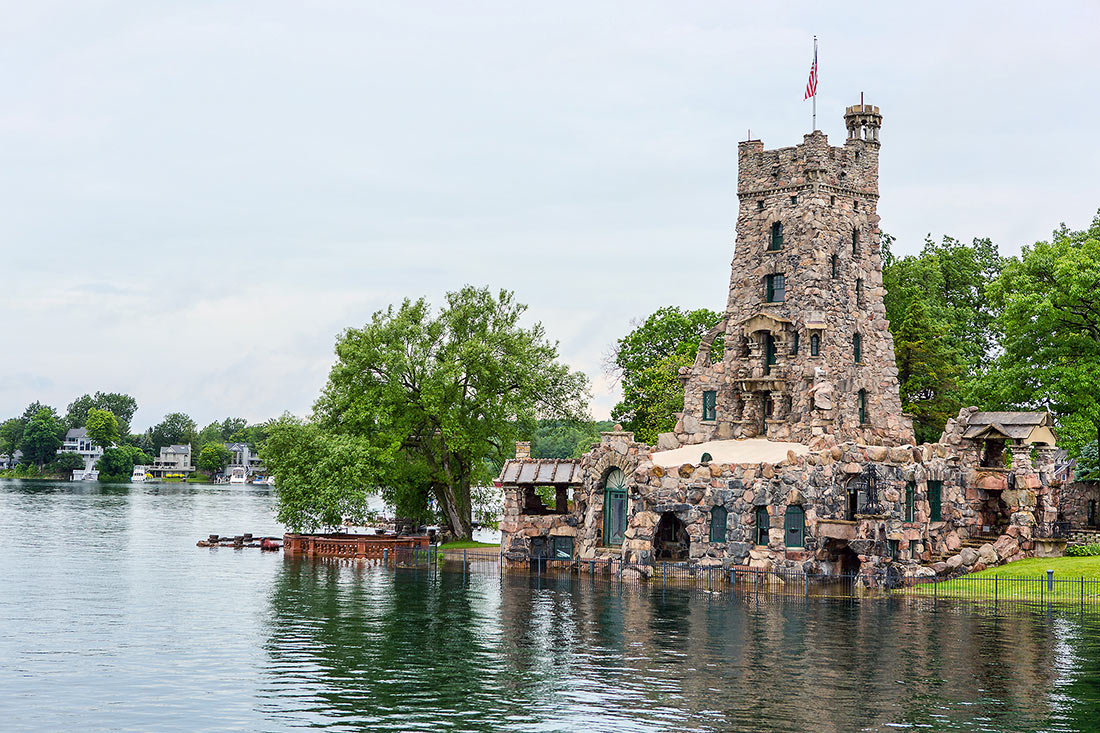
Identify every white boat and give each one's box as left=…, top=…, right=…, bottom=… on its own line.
left=228, top=467, right=247, bottom=484
left=251, top=476, right=267, bottom=485
left=72, top=469, right=99, bottom=481
left=131, top=466, right=147, bottom=483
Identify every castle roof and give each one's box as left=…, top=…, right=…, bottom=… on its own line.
left=961, top=411, right=1055, bottom=443
left=498, top=459, right=582, bottom=485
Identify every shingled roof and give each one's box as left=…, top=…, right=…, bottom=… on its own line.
left=962, top=411, right=1055, bottom=442
left=498, top=459, right=583, bottom=485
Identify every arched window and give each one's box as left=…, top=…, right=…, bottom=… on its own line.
left=602, top=469, right=627, bottom=546
left=710, top=506, right=728, bottom=543
left=852, top=228, right=859, bottom=254
left=754, top=506, right=770, bottom=545
left=784, top=505, right=805, bottom=547
left=858, top=389, right=868, bottom=425
left=810, top=333, right=820, bottom=356
left=853, top=332, right=862, bottom=362
left=770, top=222, right=783, bottom=250
left=764, top=333, right=777, bottom=375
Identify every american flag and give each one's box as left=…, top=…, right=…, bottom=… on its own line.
left=804, top=48, right=818, bottom=100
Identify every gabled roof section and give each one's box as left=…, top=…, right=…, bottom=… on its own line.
left=740, top=312, right=792, bottom=335
left=498, top=459, right=583, bottom=485
left=962, top=411, right=1055, bottom=443
left=66, top=427, right=87, bottom=439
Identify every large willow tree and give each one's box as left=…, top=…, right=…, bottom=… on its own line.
left=264, top=286, right=589, bottom=538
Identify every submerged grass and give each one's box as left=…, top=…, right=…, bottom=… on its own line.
left=901, top=556, right=1100, bottom=602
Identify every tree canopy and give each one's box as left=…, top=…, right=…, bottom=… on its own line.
left=21, top=407, right=64, bottom=466
left=65, top=392, right=138, bottom=436
left=608, top=306, right=723, bottom=444
left=196, top=442, right=232, bottom=475
left=85, top=408, right=120, bottom=449
left=264, top=286, right=589, bottom=537
left=150, top=413, right=198, bottom=452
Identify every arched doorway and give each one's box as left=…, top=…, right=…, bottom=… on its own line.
left=602, top=468, right=628, bottom=546
left=654, top=512, right=689, bottom=561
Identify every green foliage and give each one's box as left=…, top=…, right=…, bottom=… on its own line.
left=150, top=412, right=198, bottom=452
left=196, top=442, right=232, bottom=475
left=982, top=211, right=1100, bottom=456
left=65, top=392, right=138, bottom=435
left=609, top=306, right=723, bottom=443
left=0, top=417, right=24, bottom=459
left=52, top=452, right=87, bottom=473
left=21, top=407, right=64, bottom=466
left=85, top=408, right=120, bottom=449
left=267, top=286, right=589, bottom=538
left=883, top=234, right=1004, bottom=443
left=530, top=419, right=614, bottom=459
left=1066, top=543, right=1100, bottom=557
left=97, top=445, right=153, bottom=481
left=261, top=416, right=384, bottom=532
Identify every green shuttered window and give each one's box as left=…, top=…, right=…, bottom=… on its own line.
left=765, top=274, right=785, bottom=303
left=702, top=390, right=717, bottom=422
left=784, top=505, right=805, bottom=547
left=710, top=506, right=728, bottom=543
left=928, top=480, right=943, bottom=522
left=755, top=506, right=770, bottom=545
left=770, top=222, right=783, bottom=250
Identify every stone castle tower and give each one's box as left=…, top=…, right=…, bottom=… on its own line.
left=674, top=102, right=914, bottom=448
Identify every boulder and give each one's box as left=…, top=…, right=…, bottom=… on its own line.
left=993, top=535, right=1019, bottom=558
left=946, top=554, right=964, bottom=570
left=656, top=432, right=680, bottom=451
left=978, top=543, right=998, bottom=564
left=959, top=547, right=979, bottom=566
left=915, top=566, right=935, bottom=578
left=932, top=561, right=948, bottom=575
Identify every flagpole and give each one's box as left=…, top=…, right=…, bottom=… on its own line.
left=812, top=36, right=817, bottom=131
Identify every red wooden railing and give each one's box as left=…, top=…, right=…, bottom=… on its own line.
left=283, top=533, right=430, bottom=559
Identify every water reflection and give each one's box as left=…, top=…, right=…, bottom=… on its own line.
left=263, top=561, right=1100, bottom=732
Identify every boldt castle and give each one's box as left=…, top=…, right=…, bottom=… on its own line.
left=498, top=101, right=1075, bottom=585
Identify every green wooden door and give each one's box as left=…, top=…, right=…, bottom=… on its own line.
left=603, top=468, right=628, bottom=545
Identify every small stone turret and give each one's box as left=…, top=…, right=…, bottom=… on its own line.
left=844, top=103, right=882, bottom=145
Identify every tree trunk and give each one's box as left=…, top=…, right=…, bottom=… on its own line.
left=435, top=481, right=472, bottom=540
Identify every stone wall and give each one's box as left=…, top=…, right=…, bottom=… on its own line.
left=1061, top=480, right=1099, bottom=529
left=676, top=103, right=912, bottom=449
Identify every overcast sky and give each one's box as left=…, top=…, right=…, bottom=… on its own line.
left=1, top=1, right=1098, bottom=430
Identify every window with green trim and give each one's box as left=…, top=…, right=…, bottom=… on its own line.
left=810, top=333, right=820, bottom=356
left=858, top=389, right=868, bottom=425
left=602, top=469, right=628, bottom=545
left=765, top=274, right=785, bottom=302
left=754, top=506, right=770, bottom=545
left=853, top=332, right=862, bottom=362
left=888, top=539, right=899, bottom=559
left=852, top=228, right=859, bottom=254
left=710, top=506, right=728, bottom=543
left=764, top=334, right=777, bottom=375
left=770, top=222, right=783, bottom=250
left=928, top=480, right=942, bottom=522
left=784, top=505, right=805, bottom=547
left=702, top=390, right=717, bottom=422
left=905, top=481, right=915, bottom=522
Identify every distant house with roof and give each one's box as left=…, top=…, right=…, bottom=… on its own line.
left=1, top=450, right=23, bottom=470
left=226, top=442, right=265, bottom=477
left=57, top=427, right=106, bottom=479
left=149, top=444, right=195, bottom=479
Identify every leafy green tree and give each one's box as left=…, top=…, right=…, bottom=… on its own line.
left=267, top=287, right=589, bottom=537
left=0, top=417, right=25, bottom=459
left=891, top=295, right=963, bottom=443
left=97, top=445, right=153, bottom=481
left=52, top=452, right=86, bottom=474
left=65, top=392, right=138, bottom=435
left=196, top=442, right=232, bottom=475
left=983, top=211, right=1100, bottom=457
left=150, top=413, right=197, bottom=452
left=21, top=407, right=64, bottom=466
left=530, top=419, right=615, bottom=459
left=85, top=408, right=120, bottom=449
left=608, top=306, right=723, bottom=443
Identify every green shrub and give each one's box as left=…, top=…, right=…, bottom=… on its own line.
left=1065, top=543, right=1100, bottom=557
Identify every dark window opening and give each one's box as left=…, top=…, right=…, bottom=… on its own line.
left=831, top=254, right=838, bottom=279
left=981, top=439, right=1006, bottom=468
left=790, top=195, right=798, bottom=205
left=830, top=195, right=836, bottom=206
left=785, top=505, right=805, bottom=547
left=757, top=199, right=765, bottom=211
left=765, top=274, right=785, bottom=302
left=552, top=535, right=573, bottom=559
left=853, top=332, right=862, bottom=362
left=702, top=390, right=717, bottom=422
left=888, top=539, right=899, bottom=559
left=858, top=389, right=868, bottom=425
left=854, top=199, right=859, bottom=210
left=769, top=222, right=783, bottom=250
left=792, top=332, right=799, bottom=355
left=603, top=469, right=628, bottom=545
left=856, top=278, right=863, bottom=306
left=852, top=228, right=860, bottom=254
left=764, top=334, right=777, bottom=375
left=1088, top=499, right=1097, bottom=527
left=810, top=333, right=820, bottom=356
left=654, top=512, right=690, bottom=560
left=755, top=506, right=770, bottom=545
left=710, top=506, right=728, bottom=543
left=928, top=480, right=943, bottom=522
left=905, top=481, right=915, bottom=522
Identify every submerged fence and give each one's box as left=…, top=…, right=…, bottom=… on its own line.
left=366, top=546, right=1100, bottom=608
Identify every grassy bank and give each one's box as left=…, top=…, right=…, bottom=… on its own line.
left=438, top=540, right=498, bottom=551
left=902, top=556, right=1100, bottom=602
left=963, top=556, right=1100, bottom=581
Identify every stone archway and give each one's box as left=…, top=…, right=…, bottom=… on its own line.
left=654, top=512, right=690, bottom=561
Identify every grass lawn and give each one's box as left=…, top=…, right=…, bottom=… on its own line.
left=438, top=540, right=498, bottom=551
left=901, top=555, right=1100, bottom=602
left=964, top=555, right=1100, bottom=580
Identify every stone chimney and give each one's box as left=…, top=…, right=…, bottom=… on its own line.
left=515, top=441, right=531, bottom=460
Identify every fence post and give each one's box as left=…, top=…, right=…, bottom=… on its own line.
left=994, top=575, right=998, bottom=606
left=1047, top=569, right=1054, bottom=593
left=1082, top=576, right=1086, bottom=611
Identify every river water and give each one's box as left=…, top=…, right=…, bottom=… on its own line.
left=1, top=479, right=1098, bottom=732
